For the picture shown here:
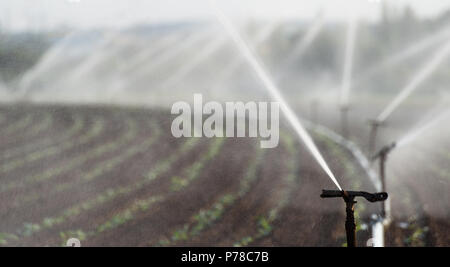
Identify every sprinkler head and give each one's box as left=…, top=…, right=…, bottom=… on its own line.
left=320, top=189, right=388, bottom=247
left=367, top=119, right=384, bottom=127
left=372, top=142, right=396, bottom=160
left=320, top=190, right=388, bottom=203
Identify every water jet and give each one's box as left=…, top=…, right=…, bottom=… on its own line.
left=211, top=1, right=343, bottom=191
left=376, top=40, right=450, bottom=123
left=397, top=109, right=450, bottom=148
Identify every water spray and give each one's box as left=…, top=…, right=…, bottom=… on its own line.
left=160, top=35, right=227, bottom=90
left=275, top=12, right=324, bottom=76
left=364, top=39, right=450, bottom=154
left=331, top=23, right=450, bottom=97
left=339, top=18, right=358, bottom=138
left=376, top=40, right=450, bottom=123
left=210, top=1, right=343, bottom=191
left=356, top=23, right=450, bottom=87
left=372, top=142, right=396, bottom=219
left=141, top=29, right=213, bottom=79
left=210, top=22, right=280, bottom=97
left=321, top=190, right=388, bottom=247
left=397, top=109, right=450, bottom=148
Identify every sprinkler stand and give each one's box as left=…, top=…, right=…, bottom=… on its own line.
left=344, top=194, right=357, bottom=247
left=320, top=190, right=388, bottom=247
left=372, top=142, right=396, bottom=218
left=367, top=119, right=384, bottom=156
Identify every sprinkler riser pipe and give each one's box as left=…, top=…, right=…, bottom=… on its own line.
left=372, top=142, right=396, bottom=219
left=367, top=120, right=386, bottom=156
left=320, top=190, right=388, bottom=247
left=380, top=154, right=387, bottom=218
left=368, top=123, right=379, bottom=156
left=345, top=200, right=357, bottom=247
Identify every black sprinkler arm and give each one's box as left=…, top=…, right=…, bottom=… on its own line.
left=320, top=190, right=388, bottom=202
left=372, top=142, right=396, bottom=161
left=320, top=189, right=388, bottom=247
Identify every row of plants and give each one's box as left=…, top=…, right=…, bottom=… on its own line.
left=156, top=142, right=263, bottom=246
left=0, top=113, right=33, bottom=138
left=1, top=114, right=84, bottom=161
left=0, top=116, right=105, bottom=175
left=0, top=136, right=201, bottom=245
left=169, top=138, right=226, bottom=192
left=0, top=117, right=136, bottom=193
left=56, top=138, right=225, bottom=246
left=15, top=120, right=162, bottom=207
left=22, top=112, right=53, bottom=139
left=4, top=111, right=53, bottom=146
left=233, top=132, right=298, bottom=247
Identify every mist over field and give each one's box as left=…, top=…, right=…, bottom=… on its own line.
left=0, top=0, right=449, bottom=247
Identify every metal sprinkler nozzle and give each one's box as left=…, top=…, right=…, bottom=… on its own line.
left=372, top=142, right=396, bottom=161
left=320, top=190, right=388, bottom=247
left=321, top=190, right=388, bottom=202
left=367, top=118, right=383, bottom=127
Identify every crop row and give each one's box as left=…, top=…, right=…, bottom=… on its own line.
left=0, top=114, right=85, bottom=161
left=0, top=136, right=201, bottom=245
left=1, top=112, right=53, bottom=148
left=55, top=138, right=225, bottom=246
left=17, top=112, right=53, bottom=141
left=233, top=132, right=298, bottom=246
left=0, top=116, right=105, bottom=176
left=156, top=142, right=263, bottom=246
left=12, top=120, right=163, bottom=209
left=0, top=117, right=135, bottom=193
left=0, top=113, right=33, bottom=138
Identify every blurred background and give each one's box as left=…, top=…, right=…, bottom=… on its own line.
left=0, top=0, right=449, bottom=247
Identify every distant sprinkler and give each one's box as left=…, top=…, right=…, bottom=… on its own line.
left=372, top=142, right=396, bottom=219
left=367, top=119, right=385, bottom=156
left=321, top=190, right=388, bottom=247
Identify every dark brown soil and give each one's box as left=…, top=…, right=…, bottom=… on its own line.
left=0, top=104, right=448, bottom=247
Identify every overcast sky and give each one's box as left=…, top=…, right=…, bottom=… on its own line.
left=1, top=0, right=450, bottom=32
